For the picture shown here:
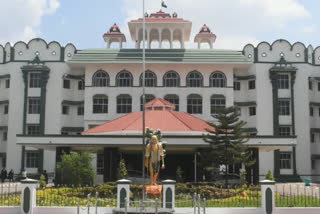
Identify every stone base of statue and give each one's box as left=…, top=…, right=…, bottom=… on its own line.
left=145, top=184, right=163, bottom=198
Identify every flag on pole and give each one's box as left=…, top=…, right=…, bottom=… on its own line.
left=161, top=0, right=168, bottom=8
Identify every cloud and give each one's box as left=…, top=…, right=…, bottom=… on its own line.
left=0, top=0, right=60, bottom=45
left=300, top=25, right=316, bottom=34
left=121, top=0, right=311, bottom=49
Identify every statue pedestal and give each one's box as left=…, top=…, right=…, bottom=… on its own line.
left=145, top=185, right=163, bottom=198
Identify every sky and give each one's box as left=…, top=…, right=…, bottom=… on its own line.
left=0, top=0, right=320, bottom=50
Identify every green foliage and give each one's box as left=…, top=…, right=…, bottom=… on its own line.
left=265, top=170, right=274, bottom=181
left=240, top=169, right=247, bottom=185
left=176, top=166, right=184, bottom=183
left=202, top=106, right=255, bottom=185
left=56, top=152, right=96, bottom=186
left=117, top=159, right=128, bottom=179
left=40, top=175, right=46, bottom=189
left=145, top=127, right=162, bottom=142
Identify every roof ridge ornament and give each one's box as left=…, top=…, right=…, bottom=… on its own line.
left=29, top=55, right=44, bottom=65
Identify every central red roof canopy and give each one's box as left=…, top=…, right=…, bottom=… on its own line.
left=83, top=98, right=215, bottom=135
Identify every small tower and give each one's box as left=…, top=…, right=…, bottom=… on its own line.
left=194, top=24, right=216, bottom=49
left=103, top=23, right=126, bottom=49
left=128, top=10, right=192, bottom=49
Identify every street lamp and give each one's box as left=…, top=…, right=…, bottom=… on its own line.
left=141, top=0, right=146, bottom=202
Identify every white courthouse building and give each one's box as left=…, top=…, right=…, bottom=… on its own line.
left=0, top=10, right=319, bottom=183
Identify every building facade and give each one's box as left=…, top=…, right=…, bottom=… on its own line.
left=0, top=10, right=319, bottom=183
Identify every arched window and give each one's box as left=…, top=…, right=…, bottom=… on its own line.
left=92, top=70, right=109, bottom=87
left=186, top=71, right=203, bottom=87
left=210, top=95, right=226, bottom=114
left=140, top=70, right=157, bottom=87
left=117, top=94, right=132, bottom=113
left=163, top=71, right=180, bottom=87
left=93, top=94, right=108, bottom=113
left=187, top=94, right=202, bottom=114
left=210, top=72, right=226, bottom=88
left=140, top=94, right=155, bottom=110
left=116, top=70, right=133, bottom=87
left=164, top=94, right=179, bottom=111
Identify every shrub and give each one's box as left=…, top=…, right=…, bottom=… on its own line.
left=240, top=169, right=247, bottom=185
left=39, top=175, right=46, bottom=189
left=56, top=152, right=96, bottom=185
left=265, top=170, right=274, bottom=181
left=117, top=159, right=128, bottom=180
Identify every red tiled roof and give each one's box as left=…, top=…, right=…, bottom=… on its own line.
left=145, top=98, right=175, bottom=110
left=82, top=98, right=215, bottom=135
left=83, top=111, right=215, bottom=134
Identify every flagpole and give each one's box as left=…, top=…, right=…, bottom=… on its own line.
left=142, top=0, right=146, bottom=203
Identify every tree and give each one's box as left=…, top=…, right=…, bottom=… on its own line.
left=202, top=106, right=255, bottom=186
left=117, top=159, right=128, bottom=179
left=56, top=152, right=96, bottom=185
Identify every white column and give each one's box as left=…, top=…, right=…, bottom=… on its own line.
left=107, top=39, right=111, bottom=49
left=260, top=180, right=275, bottom=214
left=181, top=30, right=185, bottom=49
left=170, top=29, right=173, bottom=49
left=21, top=178, right=39, bottom=214
left=117, top=179, right=131, bottom=208
left=159, top=30, right=162, bottom=48
left=135, top=28, right=139, bottom=49
left=120, top=39, right=123, bottom=49
left=198, top=39, right=201, bottom=49
left=147, top=28, right=151, bottom=49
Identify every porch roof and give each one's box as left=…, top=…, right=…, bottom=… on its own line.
left=17, top=134, right=297, bottom=152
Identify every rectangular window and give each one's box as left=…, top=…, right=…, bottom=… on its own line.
left=3, top=132, right=7, bottom=141
left=93, top=97, right=108, bottom=113
left=28, top=98, right=40, bottom=114
left=88, top=124, right=99, bottom=129
left=280, top=152, right=292, bottom=169
left=27, top=125, right=40, bottom=135
left=319, top=108, right=320, bottom=117
left=278, top=100, right=290, bottom=116
left=4, top=105, right=8, bottom=114
left=187, top=98, right=202, bottom=114
left=312, top=160, right=316, bottom=170
left=5, top=79, right=10, bottom=88
left=309, top=81, right=313, bottom=90
left=77, top=106, right=84, bottom=115
left=310, top=107, right=314, bottom=116
left=277, top=74, right=289, bottom=89
left=62, top=105, right=69, bottom=115
left=311, top=133, right=315, bottom=143
left=210, top=97, right=226, bottom=115
left=117, top=96, right=132, bottom=114
left=248, top=80, right=255, bottom=90
left=63, top=79, right=70, bottom=89
left=29, top=72, right=41, bottom=88
left=279, top=127, right=291, bottom=136
left=249, top=106, right=256, bottom=116
left=26, top=151, right=40, bottom=168
left=318, top=82, right=320, bottom=91
left=237, top=107, right=241, bottom=116
left=97, top=153, right=104, bottom=175
left=234, top=82, right=240, bottom=91
left=78, top=80, right=85, bottom=90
